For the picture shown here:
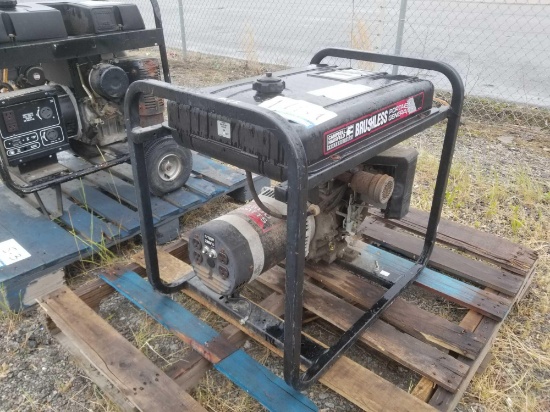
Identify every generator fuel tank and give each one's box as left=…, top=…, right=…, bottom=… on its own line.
left=168, top=65, right=434, bottom=181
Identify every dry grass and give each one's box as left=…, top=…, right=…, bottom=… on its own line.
left=411, top=145, right=550, bottom=412
left=0, top=285, right=23, bottom=334
left=351, top=19, right=377, bottom=71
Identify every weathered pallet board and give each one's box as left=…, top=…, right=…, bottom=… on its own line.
left=130, top=246, right=436, bottom=412
left=37, top=205, right=536, bottom=412
left=100, top=271, right=318, bottom=412
left=344, top=244, right=512, bottom=320
left=364, top=210, right=537, bottom=411
left=257, top=267, right=469, bottom=392
left=303, top=263, right=486, bottom=359
left=360, top=216, right=524, bottom=296
left=38, top=286, right=206, bottom=412
left=0, top=151, right=269, bottom=311
left=370, top=210, right=537, bottom=275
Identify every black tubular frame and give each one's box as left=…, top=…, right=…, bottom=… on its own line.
left=125, top=48, right=464, bottom=390
left=0, top=0, right=170, bottom=196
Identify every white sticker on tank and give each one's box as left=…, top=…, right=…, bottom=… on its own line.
left=259, top=96, right=336, bottom=128
left=217, top=120, right=231, bottom=139
left=309, top=83, right=372, bottom=100
left=379, top=270, right=390, bottom=277
left=0, top=239, right=31, bottom=267
left=316, top=69, right=371, bottom=81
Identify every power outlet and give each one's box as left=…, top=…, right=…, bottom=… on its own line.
left=2, top=110, right=18, bottom=133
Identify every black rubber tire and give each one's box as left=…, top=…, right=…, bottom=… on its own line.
left=144, top=136, right=192, bottom=196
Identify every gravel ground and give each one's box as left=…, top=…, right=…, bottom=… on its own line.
left=1, top=51, right=548, bottom=412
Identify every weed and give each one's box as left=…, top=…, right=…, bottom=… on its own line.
left=242, top=26, right=261, bottom=72
left=350, top=19, right=376, bottom=71
left=0, top=284, right=23, bottom=327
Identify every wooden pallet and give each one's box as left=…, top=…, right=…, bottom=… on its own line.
left=38, top=208, right=537, bottom=411
left=0, top=148, right=268, bottom=311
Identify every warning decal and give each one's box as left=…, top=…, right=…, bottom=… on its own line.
left=323, top=92, right=424, bottom=154
left=0, top=239, right=31, bottom=267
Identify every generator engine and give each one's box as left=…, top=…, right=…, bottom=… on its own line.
left=0, top=0, right=191, bottom=198
left=190, top=167, right=406, bottom=295
left=169, top=62, right=426, bottom=296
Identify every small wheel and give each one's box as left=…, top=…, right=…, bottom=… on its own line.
left=144, top=136, right=192, bottom=196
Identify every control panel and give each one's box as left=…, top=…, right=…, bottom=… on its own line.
left=0, top=89, right=70, bottom=166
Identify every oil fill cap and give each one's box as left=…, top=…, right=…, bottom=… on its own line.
left=253, top=72, right=285, bottom=95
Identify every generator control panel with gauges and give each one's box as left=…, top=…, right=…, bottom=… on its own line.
left=0, top=86, right=73, bottom=166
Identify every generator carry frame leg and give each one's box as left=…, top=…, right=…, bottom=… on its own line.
left=125, top=48, right=464, bottom=390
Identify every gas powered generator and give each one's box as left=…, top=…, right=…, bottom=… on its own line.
left=124, top=48, right=464, bottom=390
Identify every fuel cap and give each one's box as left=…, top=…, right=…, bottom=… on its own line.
left=252, top=72, right=285, bottom=95
left=0, top=0, right=17, bottom=9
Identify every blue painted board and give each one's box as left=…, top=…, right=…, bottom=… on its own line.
left=0, top=184, right=85, bottom=282
left=356, top=244, right=512, bottom=320
left=62, top=180, right=145, bottom=232
left=216, top=350, right=317, bottom=412
left=87, top=172, right=180, bottom=220
left=185, top=175, right=227, bottom=198
left=60, top=202, right=128, bottom=244
left=93, top=155, right=231, bottom=204
left=27, top=187, right=128, bottom=244
left=191, top=154, right=245, bottom=188
left=162, top=188, right=204, bottom=210
left=58, top=155, right=180, bottom=220
left=101, top=271, right=317, bottom=412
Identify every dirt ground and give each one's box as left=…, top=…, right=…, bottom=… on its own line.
left=1, top=50, right=549, bottom=412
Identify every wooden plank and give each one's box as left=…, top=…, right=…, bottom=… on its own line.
left=75, top=277, right=116, bottom=311
left=346, top=244, right=512, bottom=320
left=0, top=183, right=85, bottom=282
left=54, top=332, right=139, bottom=412
left=428, top=265, right=535, bottom=412
left=89, top=154, right=227, bottom=199
left=183, top=276, right=437, bottom=412
left=38, top=286, right=206, bottom=412
left=411, top=378, right=436, bottom=402
left=360, top=217, right=524, bottom=296
left=304, top=263, right=486, bottom=359
left=185, top=175, right=228, bottom=198
left=166, top=293, right=285, bottom=392
left=58, top=154, right=180, bottom=220
left=190, top=154, right=245, bottom=188
left=101, top=271, right=318, bottom=412
left=216, top=351, right=318, bottom=412
left=129, top=249, right=435, bottom=412
left=162, top=188, right=204, bottom=210
left=102, top=161, right=206, bottom=212
left=132, top=249, right=196, bottom=284
left=27, top=188, right=128, bottom=242
left=257, top=268, right=469, bottom=392
left=371, top=210, right=537, bottom=275
left=61, top=180, right=143, bottom=232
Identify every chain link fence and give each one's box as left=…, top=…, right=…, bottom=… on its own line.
left=134, top=0, right=550, bottom=129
